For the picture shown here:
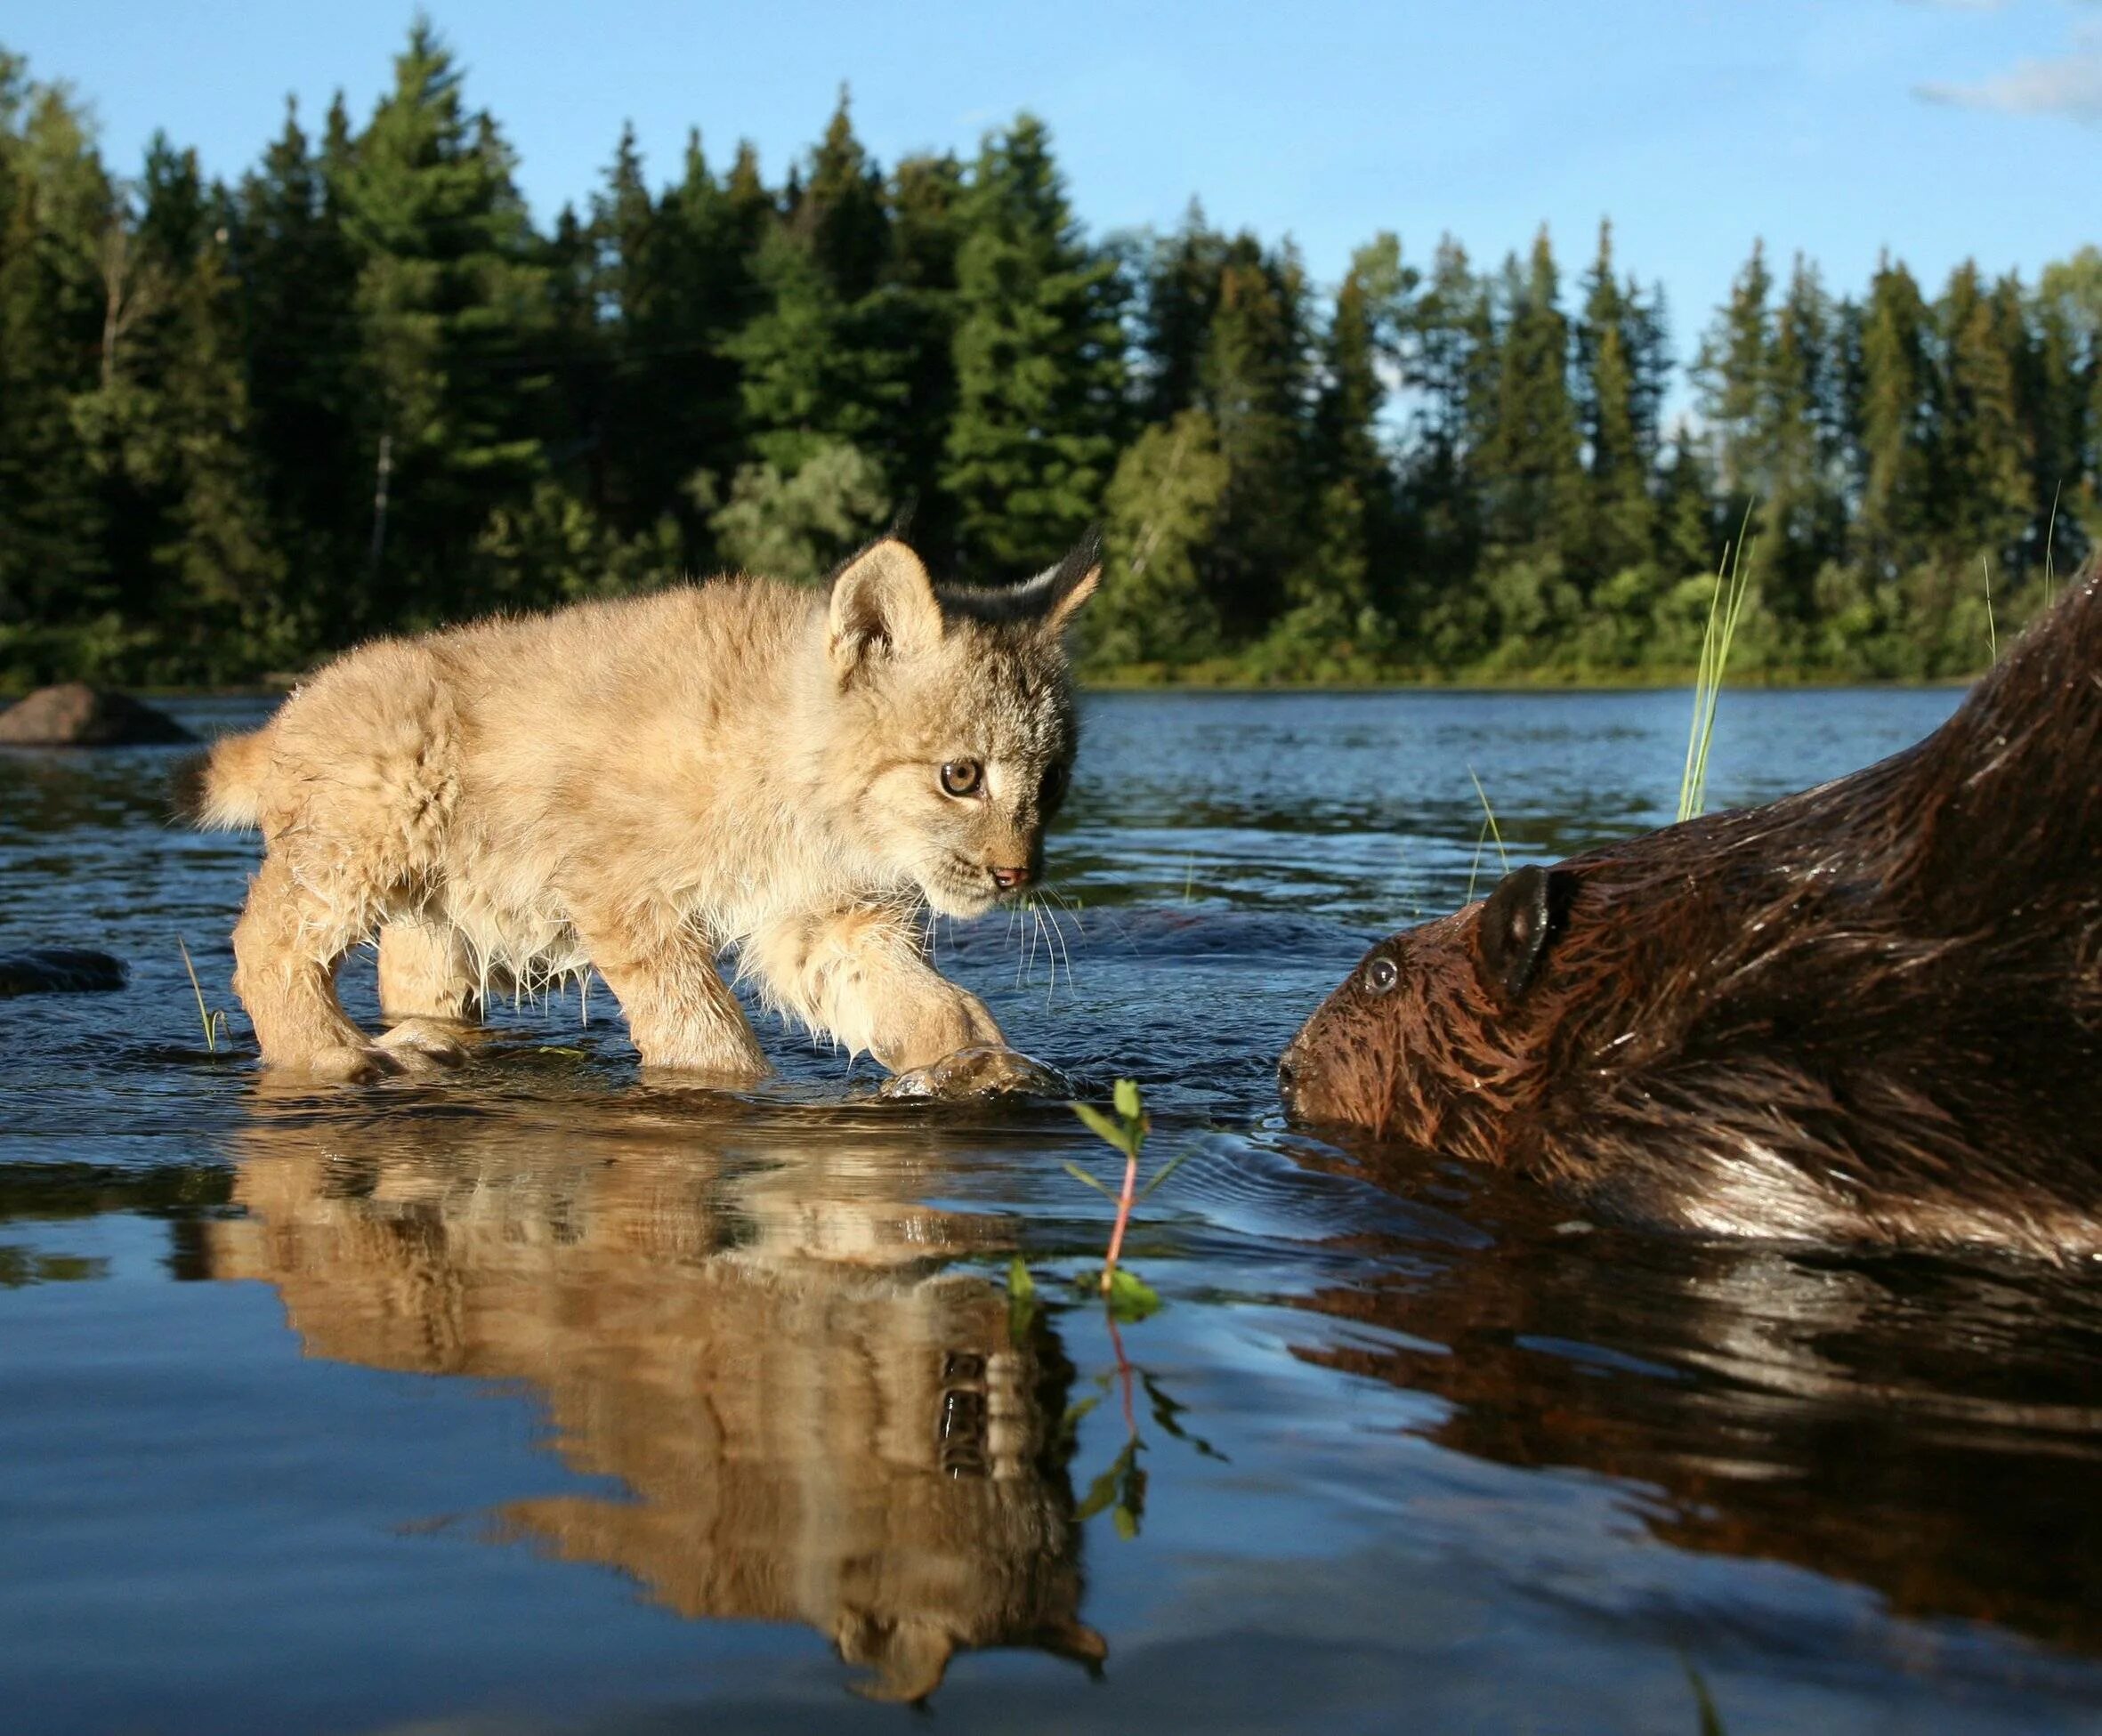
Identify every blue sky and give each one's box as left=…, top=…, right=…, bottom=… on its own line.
left=6, top=0, right=2098, bottom=353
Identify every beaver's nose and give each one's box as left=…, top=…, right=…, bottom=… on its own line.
left=1277, top=1050, right=1299, bottom=1106
left=990, top=863, right=1033, bottom=892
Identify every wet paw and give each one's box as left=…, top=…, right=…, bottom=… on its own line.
left=374, top=1017, right=472, bottom=1072
left=880, top=1045, right=1067, bottom=1101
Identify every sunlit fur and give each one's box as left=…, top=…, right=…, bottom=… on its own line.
left=1283, top=565, right=2102, bottom=1260
left=182, top=537, right=1098, bottom=1082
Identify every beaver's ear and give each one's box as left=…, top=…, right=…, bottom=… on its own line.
left=1475, top=864, right=1572, bottom=1002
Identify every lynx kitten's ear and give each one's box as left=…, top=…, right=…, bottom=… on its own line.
left=1030, top=528, right=1104, bottom=634
left=827, top=540, right=943, bottom=682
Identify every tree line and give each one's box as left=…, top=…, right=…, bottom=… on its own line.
left=3, top=24, right=2098, bottom=687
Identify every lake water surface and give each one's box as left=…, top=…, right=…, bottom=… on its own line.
left=6, top=687, right=2102, bottom=1735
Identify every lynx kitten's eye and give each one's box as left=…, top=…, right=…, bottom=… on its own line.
left=940, top=760, right=982, bottom=797
left=1364, top=957, right=1399, bottom=995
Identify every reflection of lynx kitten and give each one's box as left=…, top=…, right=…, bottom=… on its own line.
left=182, top=537, right=1099, bottom=1082
left=206, top=1110, right=1104, bottom=1702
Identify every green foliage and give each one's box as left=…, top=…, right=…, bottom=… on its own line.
left=943, top=114, right=1125, bottom=575
left=695, top=439, right=892, bottom=584
left=0, top=28, right=2094, bottom=689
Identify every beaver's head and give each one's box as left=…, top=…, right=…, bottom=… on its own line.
left=1279, top=863, right=1585, bottom=1167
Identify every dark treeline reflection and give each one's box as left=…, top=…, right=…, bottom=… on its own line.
left=1291, top=1143, right=2102, bottom=1658
left=4, top=26, right=2099, bottom=687
left=195, top=1101, right=1104, bottom=1703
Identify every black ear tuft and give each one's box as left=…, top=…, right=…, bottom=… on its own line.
left=1475, top=864, right=1571, bottom=1002
left=1039, top=524, right=1104, bottom=629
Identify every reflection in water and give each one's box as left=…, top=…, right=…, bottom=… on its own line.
left=201, top=1101, right=1104, bottom=1702
left=1292, top=1148, right=2102, bottom=1656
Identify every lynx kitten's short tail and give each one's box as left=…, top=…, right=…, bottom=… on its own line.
left=173, top=728, right=271, bottom=830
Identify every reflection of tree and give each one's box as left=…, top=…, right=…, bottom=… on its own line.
left=1288, top=1178, right=2102, bottom=1654
left=203, top=1105, right=1104, bottom=1701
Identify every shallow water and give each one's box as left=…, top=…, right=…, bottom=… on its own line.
left=6, top=686, right=2102, bottom=1735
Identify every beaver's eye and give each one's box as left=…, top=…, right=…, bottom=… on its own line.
left=1039, top=761, right=1068, bottom=810
left=940, top=760, right=982, bottom=797
left=1364, top=956, right=1399, bottom=995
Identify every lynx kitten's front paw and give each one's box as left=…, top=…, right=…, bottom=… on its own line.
left=373, top=1017, right=473, bottom=1071
left=880, top=1044, right=1066, bottom=1101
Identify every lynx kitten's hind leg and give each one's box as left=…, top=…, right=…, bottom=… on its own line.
left=573, top=903, right=768, bottom=1080
left=378, top=916, right=482, bottom=1023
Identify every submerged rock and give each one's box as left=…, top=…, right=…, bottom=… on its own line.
left=0, top=949, right=128, bottom=997
left=0, top=684, right=195, bottom=747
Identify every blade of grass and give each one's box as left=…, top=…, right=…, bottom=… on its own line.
left=1678, top=510, right=1756, bottom=824
left=177, top=937, right=218, bottom=1054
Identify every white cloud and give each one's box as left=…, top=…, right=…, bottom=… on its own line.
left=1916, top=47, right=2102, bottom=119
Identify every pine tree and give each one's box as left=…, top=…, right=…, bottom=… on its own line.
left=234, top=96, right=362, bottom=635
left=1935, top=260, right=2032, bottom=570
left=1136, top=203, right=1226, bottom=424
left=1573, top=222, right=1656, bottom=585
left=1760, top=255, right=1847, bottom=623
left=0, top=67, right=114, bottom=636
left=1290, top=233, right=1409, bottom=642
left=879, top=150, right=965, bottom=560
left=1196, top=234, right=1311, bottom=635
left=1395, top=236, right=1491, bottom=625
left=1699, top=240, right=1774, bottom=508
left=1855, top=254, right=1934, bottom=578
left=942, top=114, right=1126, bottom=575
left=1479, top=227, right=1583, bottom=571
left=333, top=20, right=554, bottom=626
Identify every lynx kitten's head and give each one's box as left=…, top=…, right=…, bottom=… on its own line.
left=820, top=536, right=1101, bottom=920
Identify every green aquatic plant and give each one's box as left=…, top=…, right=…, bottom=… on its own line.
left=1067, top=1078, right=1187, bottom=1302
left=1676, top=522, right=1757, bottom=824
left=1983, top=553, right=1998, bottom=663
left=177, top=938, right=230, bottom=1054
left=1465, top=764, right=1510, bottom=902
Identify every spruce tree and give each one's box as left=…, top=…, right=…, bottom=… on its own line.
left=0, top=69, right=114, bottom=637
left=333, top=20, right=554, bottom=626
left=1574, top=222, right=1657, bottom=585
left=1935, top=260, right=2032, bottom=571
left=1855, top=254, right=1934, bottom=578
left=235, top=96, right=362, bottom=637
left=1197, top=234, right=1312, bottom=635
left=942, top=114, right=1126, bottom=575
left=1479, top=227, right=1583, bottom=573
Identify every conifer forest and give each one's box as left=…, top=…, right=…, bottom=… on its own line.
left=4, top=24, right=2098, bottom=687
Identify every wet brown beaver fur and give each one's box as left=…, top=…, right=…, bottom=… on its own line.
left=1279, top=565, right=2102, bottom=1260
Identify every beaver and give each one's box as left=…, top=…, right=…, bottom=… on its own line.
left=1279, top=564, right=2102, bottom=1260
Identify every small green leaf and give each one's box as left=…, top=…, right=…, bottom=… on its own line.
left=1112, top=1078, right=1144, bottom=1122
left=1076, top=1463, right=1122, bottom=1522
left=1104, top=1267, right=1161, bottom=1322
left=1057, top=1394, right=1103, bottom=1443
left=1006, top=1254, right=1039, bottom=1343
left=1061, top=1160, right=1117, bottom=1199
left=1006, top=1254, right=1036, bottom=1303
left=1113, top=1504, right=1137, bottom=1540
left=1071, top=1102, right=1133, bottom=1155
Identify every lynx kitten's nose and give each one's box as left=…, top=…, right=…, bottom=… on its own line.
left=989, top=864, right=1033, bottom=892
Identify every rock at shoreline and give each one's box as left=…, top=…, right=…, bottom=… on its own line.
left=0, top=949, right=128, bottom=997
left=0, top=683, right=196, bottom=747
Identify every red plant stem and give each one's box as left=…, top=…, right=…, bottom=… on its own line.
left=1105, top=1312, right=1137, bottom=1437
left=1100, top=1150, right=1139, bottom=1292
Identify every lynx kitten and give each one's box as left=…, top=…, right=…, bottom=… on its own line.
left=183, top=537, right=1100, bottom=1085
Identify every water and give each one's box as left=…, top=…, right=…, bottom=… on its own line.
left=6, top=686, right=2102, bottom=1735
